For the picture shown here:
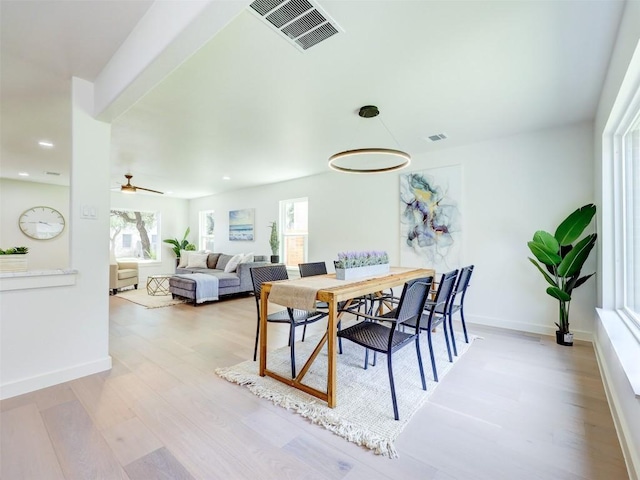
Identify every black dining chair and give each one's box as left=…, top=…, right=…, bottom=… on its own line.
left=250, top=264, right=327, bottom=378
left=298, top=261, right=331, bottom=347
left=405, top=269, right=458, bottom=382
left=298, top=261, right=328, bottom=278
left=337, top=276, right=434, bottom=420
left=298, top=261, right=367, bottom=354
left=448, top=265, right=474, bottom=356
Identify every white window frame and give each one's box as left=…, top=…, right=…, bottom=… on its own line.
left=607, top=70, right=640, bottom=338
left=599, top=43, right=640, bottom=398
left=199, top=210, right=215, bottom=251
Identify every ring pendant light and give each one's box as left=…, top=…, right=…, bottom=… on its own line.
left=328, top=105, right=411, bottom=174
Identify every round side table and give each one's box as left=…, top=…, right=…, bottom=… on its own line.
left=146, top=274, right=172, bottom=296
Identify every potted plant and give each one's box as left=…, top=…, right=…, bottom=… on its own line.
left=0, top=246, right=29, bottom=273
left=269, top=221, right=280, bottom=263
left=527, top=204, right=597, bottom=346
left=163, top=227, right=196, bottom=263
left=334, top=251, right=390, bottom=280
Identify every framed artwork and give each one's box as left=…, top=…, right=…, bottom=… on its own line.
left=399, top=165, right=462, bottom=272
left=229, top=208, right=255, bottom=241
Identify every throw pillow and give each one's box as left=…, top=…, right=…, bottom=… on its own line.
left=240, top=252, right=254, bottom=263
left=186, top=252, right=208, bottom=269
left=177, top=250, right=191, bottom=268
left=206, top=253, right=221, bottom=269
left=216, top=254, right=234, bottom=271
left=224, top=253, right=243, bottom=273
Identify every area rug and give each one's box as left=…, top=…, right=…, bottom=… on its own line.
left=115, top=287, right=187, bottom=309
left=216, top=329, right=476, bottom=458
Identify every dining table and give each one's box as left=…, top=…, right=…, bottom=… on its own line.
left=258, top=266, right=435, bottom=408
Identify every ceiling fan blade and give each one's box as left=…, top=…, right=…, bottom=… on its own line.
left=134, top=186, right=164, bottom=194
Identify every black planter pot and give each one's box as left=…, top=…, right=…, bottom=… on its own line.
left=270, top=255, right=280, bottom=263
left=556, top=330, right=574, bottom=346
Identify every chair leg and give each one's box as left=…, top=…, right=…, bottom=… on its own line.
left=387, top=354, right=400, bottom=421
left=461, top=306, right=469, bottom=343
left=302, top=323, right=307, bottom=342
left=253, top=316, right=260, bottom=361
left=427, top=328, right=439, bottom=382
left=415, top=336, right=427, bottom=391
left=443, top=319, right=453, bottom=363
left=289, top=323, right=297, bottom=378
left=364, top=348, right=369, bottom=370
left=449, top=311, right=458, bottom=356
left=337, top=320, right=343, bottom=355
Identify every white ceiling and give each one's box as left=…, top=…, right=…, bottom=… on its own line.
left=1, top=0, right=625, bottom=199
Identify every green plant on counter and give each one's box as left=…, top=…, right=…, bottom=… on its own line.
left=0, top=246, right=29, bottom=255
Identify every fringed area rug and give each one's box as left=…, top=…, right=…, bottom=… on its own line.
left=115, top=287, right=187, bottom=309
left=216, top=330, right=476, bottom=458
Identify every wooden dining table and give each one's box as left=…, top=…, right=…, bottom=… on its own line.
left=258, top=266, right=435, bottom=408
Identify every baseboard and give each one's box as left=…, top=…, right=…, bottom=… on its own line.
left=466, top=314, right=593, bottom=342
left=0, top=356, right=112, bottom=400
left=593, top=334, right=640, bottom=480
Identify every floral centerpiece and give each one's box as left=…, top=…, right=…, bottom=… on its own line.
left=334, top=250, right=390, bottom=280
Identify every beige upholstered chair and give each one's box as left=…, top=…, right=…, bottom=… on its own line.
left=109, top=261, right=139, bottom=295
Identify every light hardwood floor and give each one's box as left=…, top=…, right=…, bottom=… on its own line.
left=1, top=294, right=630, bottom=479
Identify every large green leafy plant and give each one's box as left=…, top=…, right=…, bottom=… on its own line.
left=163, top=227, right=196, bottom=257
left=527, top=204, right=597, bottom=334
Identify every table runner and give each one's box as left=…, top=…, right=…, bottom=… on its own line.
left=269, top=276, right=343, bottom=310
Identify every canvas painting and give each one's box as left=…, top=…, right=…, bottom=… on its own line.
left=400, top=165, right=462, bottom=272
left=229, top=208, right=255, bottom=241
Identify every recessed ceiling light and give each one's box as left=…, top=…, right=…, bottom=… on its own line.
left=18, top=172, right=29, bottom=176
left=222, top=176, right=231, bottom=180
left=38, top=140, right=54, bottom=148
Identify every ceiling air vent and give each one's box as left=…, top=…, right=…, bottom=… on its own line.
left=427, top=133, right=448, bottom=142
left=249, top=0, right=342, bottom=51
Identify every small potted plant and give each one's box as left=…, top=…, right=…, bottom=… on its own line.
left=527, top=204, right=597, bottom=346
left=334, top=251, right=389, bottom=280
left=0, top=246, right=29, bottom=273
left=269, top=222, right=280, bottom=263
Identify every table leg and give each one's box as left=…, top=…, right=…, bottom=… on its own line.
left=259, top=290, right=269, bottom=376
left=327, top=297, right=337, bottom=407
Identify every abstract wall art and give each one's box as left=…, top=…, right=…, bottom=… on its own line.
left=400, top=165, right=462, bottom=271
left=229, top=208, right=255, bottom=241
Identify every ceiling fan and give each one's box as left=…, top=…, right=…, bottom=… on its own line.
left=119, top=174, right=164, bottom=194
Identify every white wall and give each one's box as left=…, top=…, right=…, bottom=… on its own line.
left=190, top=122, right=595, bottom=339
left=593, top=1, right=640, bottom=478
left=1, top=78, right=112, bottom=399
left=0, top=179, right=70, bottom=269
left=110, top=191, right=190, bottom=283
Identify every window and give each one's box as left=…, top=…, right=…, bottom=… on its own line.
left=279, top=197, right=308, bottom=268
left=606, top=49, right=640, bottom=334
left=110, top=209, right=160, bottom=261
left=199, top=210, right=215, bottom=251
left=621, top=116, right=640, bottom=323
